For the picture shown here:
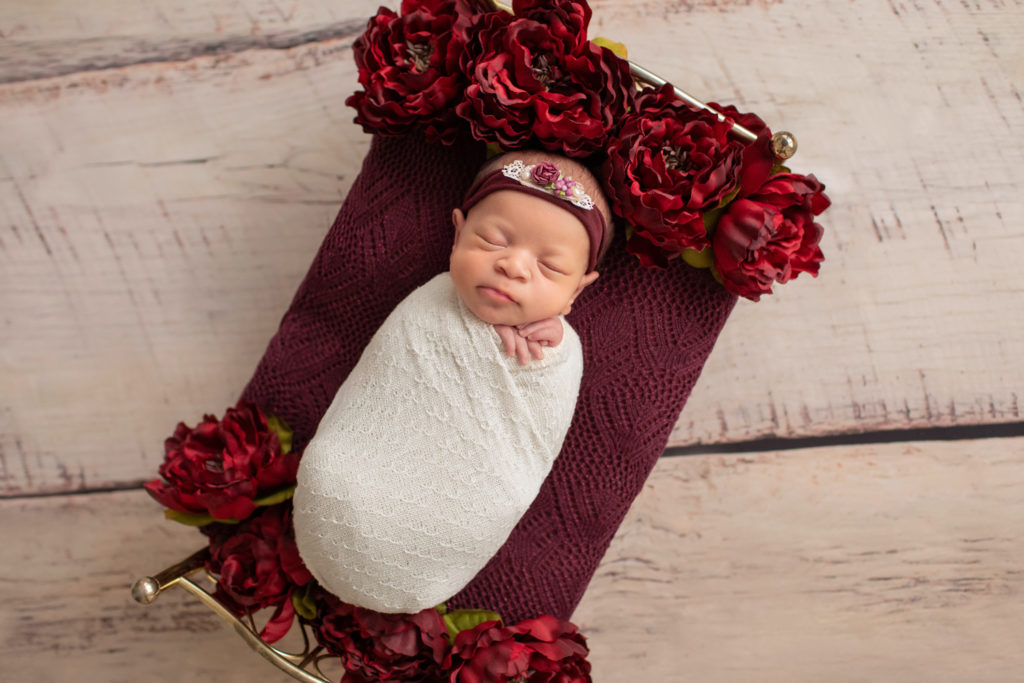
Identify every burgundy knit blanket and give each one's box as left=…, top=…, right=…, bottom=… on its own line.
left=242, top=132, right=735, bottom=623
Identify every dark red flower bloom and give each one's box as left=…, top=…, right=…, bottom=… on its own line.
left=446, top=615, right=592, bottom=682
left=203, top=504, right=313, bottom=641
left=707, top=102, right=775, bottom=197
left=143, top=400, right=297, bottom=521
left=602, top=85, right=753, bottom=265
left=712, top=172, right=829, bottom=300
left=346, top=0, right=477, bottom=144
left=455, top=0, right=633, bottom=157
left=312, top=595, right=450, bottom=682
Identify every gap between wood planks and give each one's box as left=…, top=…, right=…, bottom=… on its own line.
left=0, top=21, right=368, bottom=85
left=4, top=421, right=1023, bottom=501
left=667, top=420, right=1024, bottom=456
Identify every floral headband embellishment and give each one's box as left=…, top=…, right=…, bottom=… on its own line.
left=502, top=160, right=596, bottom=210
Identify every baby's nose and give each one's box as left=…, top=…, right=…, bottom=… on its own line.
left=497, top=252, right=529, bottom=279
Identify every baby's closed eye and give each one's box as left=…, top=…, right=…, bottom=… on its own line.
left=539, top=261, right=567, bottom=275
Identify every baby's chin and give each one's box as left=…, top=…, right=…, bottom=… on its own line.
left=460, top=298, right=526, bottom=327
left=467, top=307, right=524, bottom=327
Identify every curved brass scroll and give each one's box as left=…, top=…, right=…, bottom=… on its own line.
left=132, top=549, right=335, bottom=683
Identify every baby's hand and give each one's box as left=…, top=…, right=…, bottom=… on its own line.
left=493, top=317, right=564, bottom=366
left=517, top=317, right=564, bottom=349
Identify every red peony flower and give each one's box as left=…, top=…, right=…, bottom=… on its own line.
left=707, top=102, right=775, bottom=197
left=602, top=85, right=752, bottom=265
left=203, top=504, right=313, bottom=642
left=455, top=0, right=633, bottom=157
left=144, top=400, right=298, bottom=521
left=312, top=595, right=451, bottom=682
left=346, top=0, right=478, bottom=144
left=445, top=615, right=592, bottom=683
left=712, top=172, right=830, bottom=301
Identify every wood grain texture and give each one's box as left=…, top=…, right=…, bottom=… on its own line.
left=1, top=1, right=1022, bottom=488
left=576, top=438, right=1024, bottom=681
left=1, top=439, right=1020, bottom=681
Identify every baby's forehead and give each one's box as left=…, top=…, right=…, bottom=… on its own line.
left=479, top=191, right=590, bottom=244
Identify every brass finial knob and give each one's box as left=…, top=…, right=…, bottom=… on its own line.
left=771, top=131, right=797, bottom=160
left=131, top=577, right=161, bottom=604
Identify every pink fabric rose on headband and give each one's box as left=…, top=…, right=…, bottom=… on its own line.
left=530, top=161, right=561, bottom=186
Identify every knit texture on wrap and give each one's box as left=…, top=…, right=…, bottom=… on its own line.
left=293, top=273, right=583, bottom=613
left=242, top=133, right=736, bottom=623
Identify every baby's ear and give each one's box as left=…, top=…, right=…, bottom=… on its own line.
left=451, top=208, right=466, bottom=241
left=577, top=271, right=599, bottom=295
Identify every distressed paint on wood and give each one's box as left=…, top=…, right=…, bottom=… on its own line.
left=1, top=2, right=1022, bottom=494
left=1, top=439, right=1020, bottom=681
left=577, top=438, right=1024, bottom=681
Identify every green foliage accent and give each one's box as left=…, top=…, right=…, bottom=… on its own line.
left=267, top=414, right=293, bottom=454
left=164, top=508, right=239, bottom=527
left=681, top=248, right=713, bottom=269
left=593, top=37, right=628, bottom=59
left=485, top=142, right=504, bottom=159
left=292, top=584, right=318, bottom=620
left=253, top=485, right=296, bottom=508
left=441, top=608, right=504, bottom=642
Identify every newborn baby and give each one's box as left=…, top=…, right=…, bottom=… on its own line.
left=293, top=152, right=611, bottom=613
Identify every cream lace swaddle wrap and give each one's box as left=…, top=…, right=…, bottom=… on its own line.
left=293, top=273, right=583, bottom=613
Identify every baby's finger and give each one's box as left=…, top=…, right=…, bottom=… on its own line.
left=516, top=337, right=531, bottom=366
left=517, top=320, right=545, bottom=338
left=495, top=325, right=516, bottom=356
left=527, top=339, right=545, bottom=361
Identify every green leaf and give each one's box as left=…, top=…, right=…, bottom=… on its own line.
left=253, top=485, right=296, bottom=508
left=593, top=37, right=628, bottom=59
left=716, top=184, right=742, bottom=210
left=442, top=609, right=503, bottom=642
left=485, top=142, right=503, bottom=159
left=267, top=414, right=293, bottom=454
left=434, top=603, right=449, bottom=616
left=702, top=184, right=741, bottom=236
left=292, top=584, right=318, bottom=620
left=681, top=247, right=713, bottom=269
left=164, top=508, right=239, bottom=527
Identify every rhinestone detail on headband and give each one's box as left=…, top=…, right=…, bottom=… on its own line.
left=501, top=160, right=596, bottom=210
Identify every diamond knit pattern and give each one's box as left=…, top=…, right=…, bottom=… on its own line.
left=292, top=274, right=583, bottom=613
left=242, top=133, right=736, bottom=623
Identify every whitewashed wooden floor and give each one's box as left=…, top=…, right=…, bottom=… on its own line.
left=2, top=0, right=1022, bottom=680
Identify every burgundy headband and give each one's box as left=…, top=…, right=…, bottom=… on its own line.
left=461, top=160, right=606, bottom=273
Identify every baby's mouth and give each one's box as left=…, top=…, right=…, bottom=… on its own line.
left=479, top=285, right=515, bottom=303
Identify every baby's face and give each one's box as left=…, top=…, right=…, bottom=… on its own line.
left=450, top=190, right=597, bottom=327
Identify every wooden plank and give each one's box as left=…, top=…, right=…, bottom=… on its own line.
left=2, top=0, right=1023, bottom=493
left=0, top=0, right=385, bottom=83
left=0, top=31, right=375, bottom=495
left=0, top=488, right=292, bottom=682
left=576, top=438, right=1024, bottom=682
left=1, top=438, right=1020, bottom=681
